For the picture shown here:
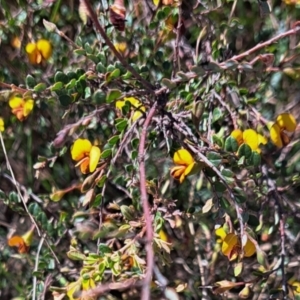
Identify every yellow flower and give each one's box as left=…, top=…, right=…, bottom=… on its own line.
left=170, top=149, right=196, bottom=183
left=270, top=113, right=297, bottom=148
left=71, top=139, right=101, bottom=174
left=0, top=118, right=4, bottom=132
left=291, top=281, right=300, bottom=295
left=116, top=97, right=145, bottom=122
left=114, top=42, right=127, bottom=54
left=283, top=0, right=300, bottom=5
left=25, top=39, right=52, bottom=64
left=231, top=129, right=267, bottom=153
left=8, top=226, right=35, bottom=254
left=216, top=228, right=256, bottom=261
left=9, top=96, right=34, bottom=121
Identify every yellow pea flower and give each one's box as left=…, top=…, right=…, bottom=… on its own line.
left=291, top=281, right=300, bottom=295
left=231, top=129, right=267, bottom=153
left=25, top=39, right=52, bottom=64
left=114, top=42, right=127, bottom=54
left=269, top=113, right=297, bottom=148
left=283, top=0, right=300, bottom=5
left=216, top=228, right=256, bottom=261
left=116, top=97, right=145, bottom=122
left=170, top=149, right=196, bottom=183
left=9, top=96, right=34, bottom=121
left=71, top=139, right=101, bottom=174
left=8, top=226, right=35, bottom=254
left=0, top=117, right=4, bottom=132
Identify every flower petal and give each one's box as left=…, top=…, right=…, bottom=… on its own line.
left=71, top=139, right=92, bottom=161
left=132, top=110, right=143, bottom=122
left=222, top=233, right=239, bottom=258
left=8, top=236, right=29, bottom=253
left=9, top=96, right=24, bottom=109
left=215, top=227, right=227, bottom=241
left=243, top=129, right=259, bottom=150
left=89, top=146, right=101, bottom=172
left=243, top=238, right=256, bottom=257
left=0, top=118, right=4, bottom=132
left=170, top=165, right=185, bottom=180
left=231, top=129, right=243, bottom=145
left=25, top=43, right=39, bottom=64
left=173, top=149, right=194, bottom=166
left=23, top=99, right=34, bottom=117
left=80, top=157, right=90, bottom=174
left=184, top=161, right=195, bottom=176
left=276, top=113, right=297, bottom=132
left=116, top=99, right=125, bottom=110
left=37, top=39, right=52, bottom=60
left=292, top=282, right=300, bottom=294
left=270, top=123, right=283, bottom=148
left=258, top=134, right=267, bottom=145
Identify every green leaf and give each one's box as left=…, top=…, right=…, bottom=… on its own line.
left=221, top=168, right=234, bottom=178
left=212, top=107, right=223, bottom=123
left=238, top=143, right=252, bottom=159
left=212, top=134, right=223, bottom=148
left=59, top=94, right=72, bottom=106
left=106, top=89, right=122, bottom=103
left=207, top=151, right=222, bottom=167
left=100, top=149, right=112, bottom=159
left=249, top=151, right=261, bottom=167
left=33, top=83, right=47, bottom=92
left=115, top=119, right=128, bottom=132
left=26, top=75, right=36, bottom=89
left=67, top=249, right=86, bottom=261
left=50, top=81, right=63, bottom=91
left=224, top=136, right=239, bottom=152
left=86, top=54, right=99, bottom=64
left=233, top=187, right=246, bottom=203
left=97, top=175, right=107, bottom=188
left=74, top=49, right=86, bottom=56
left=234, top=262, right=243, bottom=277
left=214, top=181, right=226, bottom=192
left=161, top=78, right=177, bottom=89
left=108, top=135, right=119, bottom=146
left=220, top=197, right=230, bottom=209
left=54, top=71, right=69, bottom=84
left=66, top=79, right=77, bottom=89
left=105, top=69, right=120, bottom=82
left=43, top=19, right=57, bottom=32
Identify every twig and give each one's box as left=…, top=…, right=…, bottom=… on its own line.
left=2, top=173, right=43, bottom=203
left=0, top=81, right=28, bottom=94
left=262, top=165, right=288, bottom=299
left=138, top=103, right=157, bottom=300
left=220, top=25, right=300, bottom=66
left=82, top=0, right=155, bottom=93
left=172, top=1, right=182, bottom=77
left=86, top=278, right=138, bottom=298
left=32, top=233, right=46, bottom=300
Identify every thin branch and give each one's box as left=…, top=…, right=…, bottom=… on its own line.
left=220, top=25, right=300, bottom=65
left=86, top=278, right=138, bottom=298
left=82, top=0, right=155, bottom=93
left=172, top=1, right=182, bottom=77
left=138, top=103, right=157, bottom=300
left=2, top=173, right=43, bottom=204
left=262, top=165, right=288, bottom=299
left=32, top=233, right=46, bottom=300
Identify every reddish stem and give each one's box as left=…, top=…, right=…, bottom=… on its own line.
left=138, top=104, right=157, bottom=300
